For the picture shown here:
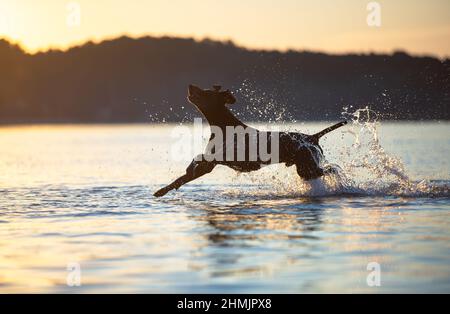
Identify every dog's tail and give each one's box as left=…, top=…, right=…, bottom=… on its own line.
left=309, top=121, right=348, bottom=144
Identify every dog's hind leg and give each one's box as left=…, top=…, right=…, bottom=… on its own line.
left=154, top=157, right=216, bottom=197
left=295, top=147, right=324, bottom=181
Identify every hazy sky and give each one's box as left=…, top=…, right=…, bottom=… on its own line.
left=0, top=0, right=449, bottom=57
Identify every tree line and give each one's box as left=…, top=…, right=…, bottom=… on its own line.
left=0, top=36, right=448, bottom=123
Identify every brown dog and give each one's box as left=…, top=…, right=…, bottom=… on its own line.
left=154, top=85, right=346, bottom=197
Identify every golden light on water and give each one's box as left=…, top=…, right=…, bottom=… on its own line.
left=0, top=124, right=449, bottom=292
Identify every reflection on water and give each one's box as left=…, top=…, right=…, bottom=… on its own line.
left=0, top=123, right=449, bottom=293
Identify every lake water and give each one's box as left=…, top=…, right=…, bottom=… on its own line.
left=0, top=121, right=449, bottom=293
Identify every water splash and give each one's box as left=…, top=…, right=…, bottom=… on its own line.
left=235, top=80, right=296, bottom=126
left=333, top=107, right=448, bottom=197
left=229, top=92, right=449, bottom=198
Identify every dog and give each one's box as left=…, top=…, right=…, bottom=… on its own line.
left=154, top=84, right=347, bottom=197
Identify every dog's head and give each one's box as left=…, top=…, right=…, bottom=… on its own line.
left=188, top=84, right=236, bottom=107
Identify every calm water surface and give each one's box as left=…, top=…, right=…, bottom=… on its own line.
left=0, top=122, right=449, bottom=293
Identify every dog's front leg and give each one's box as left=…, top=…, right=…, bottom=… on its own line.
left=154, top=157, right=216, bottom=197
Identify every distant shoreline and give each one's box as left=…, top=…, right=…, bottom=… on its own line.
left=8, top=35, right=450, bottom=61
left=1, top=36, right=449, bottom=122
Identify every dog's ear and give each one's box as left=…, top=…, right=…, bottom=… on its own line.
left=223, top=89, right=236, bottom=105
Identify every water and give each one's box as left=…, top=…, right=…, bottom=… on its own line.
left=0, top=122, right=449, bottom=293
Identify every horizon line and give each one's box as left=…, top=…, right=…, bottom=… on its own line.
left=1, top=34, right=448, bottom=61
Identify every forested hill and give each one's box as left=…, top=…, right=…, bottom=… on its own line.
left=0, top=36, right=449, bottom=123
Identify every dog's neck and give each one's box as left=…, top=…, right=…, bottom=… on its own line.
left=195, top=103, right=246, bottom=129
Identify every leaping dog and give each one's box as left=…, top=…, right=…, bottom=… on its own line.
left=154, top=84, right=347, bottom=197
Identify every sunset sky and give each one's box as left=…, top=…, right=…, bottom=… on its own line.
left=0, top=0, right=449, bottom=58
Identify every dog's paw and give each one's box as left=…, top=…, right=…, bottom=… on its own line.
left=154, top=187, right=169, bottom=197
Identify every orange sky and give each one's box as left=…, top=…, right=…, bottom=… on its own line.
left=0, top=0, right=449, bottom=58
